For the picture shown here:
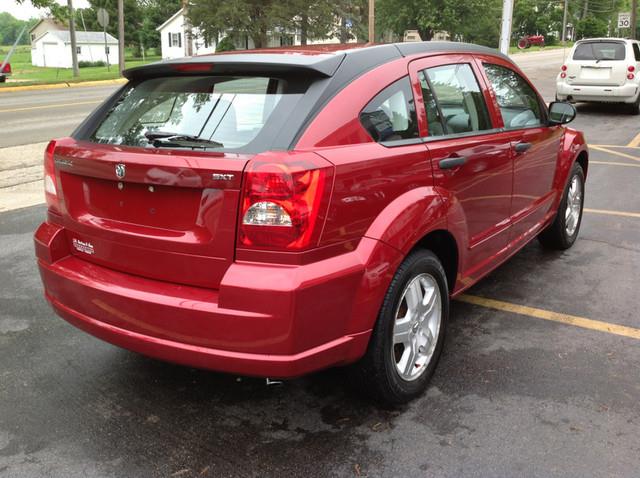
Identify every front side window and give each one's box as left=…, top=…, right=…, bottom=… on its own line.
left=483, top=63, right=543, bottom=130
left=573, top=41, right=626, bottom=61
left=360, top=76, right=419, bottom=143
left=90, top=75, right=306, bottom=153
left=425, top=63, right=492, bottom=134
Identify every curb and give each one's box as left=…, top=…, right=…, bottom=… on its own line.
left=0, top=78, right=127, bottom=94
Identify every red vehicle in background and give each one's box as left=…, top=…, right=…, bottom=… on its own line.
left=518, top=35, right=546, bottom=49
left=0, top=62, right=11, bottom=83
left=34, top=42, right=587, bottom=405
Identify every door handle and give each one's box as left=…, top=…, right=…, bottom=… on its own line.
left=514, top=142, right=532, bottom=153
left=439, top=156, right=467, bottom=170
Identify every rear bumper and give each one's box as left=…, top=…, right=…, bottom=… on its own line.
left=35, top=221, right=398, bottom=378
left=556, top=81, right=639, bottom=103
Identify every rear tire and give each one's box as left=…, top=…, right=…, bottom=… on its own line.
left=627, top=94, right=640, bottom=115
left=538, top=162, right=585, bottom=250
left=349, top=250, right=449, bottom=406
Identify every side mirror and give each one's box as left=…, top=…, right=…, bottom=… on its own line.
left=548, top=101, right=576, bottom=125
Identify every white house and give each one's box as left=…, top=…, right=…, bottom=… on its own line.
left=157, top=8, right=356, bottom=60
left=29, top=18, right=66, bottom=47
left=31, top=31, right=119, bottom=68
left=156, top=9, right=217, bottom=60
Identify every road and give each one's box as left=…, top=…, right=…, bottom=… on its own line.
left=1, top=48, right=640, bottom=477
left=0, top=85, right=119, bottom=148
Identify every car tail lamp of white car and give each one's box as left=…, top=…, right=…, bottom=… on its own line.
left=560, top=65, right=567, bottom=79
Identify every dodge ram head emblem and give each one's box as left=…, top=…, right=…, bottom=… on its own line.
left=115, top=163, right=126, bottom=179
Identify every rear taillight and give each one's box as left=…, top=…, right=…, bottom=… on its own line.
left=239, top=155, right=332, bottom=250
left=44, top=140, right=60, bottom=212
left=559, top=65, right=567, bottom=79
left=628, top=73, right=635, bottom=80
left=628, top=66, right=636, bottom=72
left=1, top=63, right=10, bottom=74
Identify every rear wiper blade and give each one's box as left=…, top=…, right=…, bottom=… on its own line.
left=144, top=131, right=224, bottom=149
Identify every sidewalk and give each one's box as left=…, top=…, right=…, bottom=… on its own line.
left=0, top=142, right=47, bottom=212
left=0, top=78, right=127, bottom=94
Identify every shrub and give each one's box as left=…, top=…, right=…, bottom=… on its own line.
left=78, top=60, right=107, bottom=68
left=216, top=36, right=235, bottom=53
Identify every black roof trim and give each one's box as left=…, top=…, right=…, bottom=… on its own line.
left=123, top=53, right=346, bottom=80
left=394, top=41, right=511, bottom=63
left=124, top=42, right=512, bottom=82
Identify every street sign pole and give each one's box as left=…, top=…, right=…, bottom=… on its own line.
left=632, top=0, right=638, bottom=40
left=118, top=0, right=125, bottom=75
left=97, top=8, right=110, bottom=71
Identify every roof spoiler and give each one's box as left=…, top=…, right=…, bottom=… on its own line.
left=123, top=53, right=346, bottom=81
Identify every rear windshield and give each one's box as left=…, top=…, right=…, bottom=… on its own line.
left=573, top=42, right=626, bottom=61
left=88, top=75, right=308, bottom=153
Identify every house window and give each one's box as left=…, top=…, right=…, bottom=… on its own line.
left=170, top=32, right=182, bottom=48
left=76, top=46, right=82, bottom=55
left=280, top=35, right=294, bottom=46
left=105, top=46, right=110, bottom=55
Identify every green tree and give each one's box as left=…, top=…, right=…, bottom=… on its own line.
left=271, top=0, right=335, bottom=45
left=138, top=0, right=182, bottom=50
left=188, top=0, right=281, bottom=49
left=375, top=0, right=440, bottom=41
left=575, top=15, right=609, bottom=38
left=375, top=0, right=500, bottom=44
left=0, top=13, right=35, bottom=45
left=513, top=0, right=563, bottom=45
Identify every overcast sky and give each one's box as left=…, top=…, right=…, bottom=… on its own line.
left=1, top=0, right=90, bottom=21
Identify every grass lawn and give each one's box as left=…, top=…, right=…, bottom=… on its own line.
left=0, top=45, right=161, bottom=87
left=509, top=42, right=574, bottom=55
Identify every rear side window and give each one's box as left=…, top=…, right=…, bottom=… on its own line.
left=573, top=42, right=626, bottom=61
left=633, top=43, right=640, bottom=61
left=424, top=63, right=492, bottom=134
left=483, top=64, right=543, bottom=129
left=89, top=75, right=307, bottom=153
left=359, top=76, right=419, bottom=143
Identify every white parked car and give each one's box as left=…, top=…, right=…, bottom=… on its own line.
left=556, top=38, right=640, bottom=114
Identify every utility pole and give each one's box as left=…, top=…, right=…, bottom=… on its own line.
left=561, top=0, right=569, bottom=43
left=632, top=0, right=638, bottom=40
left=499, top=0, right=514, bottom=55
left=67, top=0, right=79, bottom=77
left=118, top=0, right=125, bottom=75
left=368, top=0, right=375, bottom=43
left=183, top=0, right=193, bottom=56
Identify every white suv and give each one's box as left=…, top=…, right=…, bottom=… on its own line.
left=556, top=38, right=640, bottom=114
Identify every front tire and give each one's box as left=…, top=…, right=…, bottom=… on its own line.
left=349, top=250, right=449, bottom=406
left=538, top=162, right=585, bottom=250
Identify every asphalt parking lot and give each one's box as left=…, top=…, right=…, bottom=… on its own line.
left=1, top=49, right=640, bottom=477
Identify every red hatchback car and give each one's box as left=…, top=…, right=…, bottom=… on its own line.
left=35, top=42, right=587, bottom=404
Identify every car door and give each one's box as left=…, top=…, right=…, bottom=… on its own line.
left=409, top=55, right=514, bottom=283
left=477, top=58, right=564, bottom=245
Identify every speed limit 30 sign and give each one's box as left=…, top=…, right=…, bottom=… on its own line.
left=618, top=12, right=631, bottom=29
